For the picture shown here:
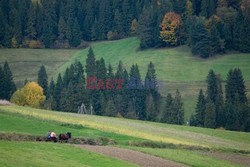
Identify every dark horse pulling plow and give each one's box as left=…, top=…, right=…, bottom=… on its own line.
left=59, top=132, right=71, bottom=143
left=46, top=132, right=71, bottom=143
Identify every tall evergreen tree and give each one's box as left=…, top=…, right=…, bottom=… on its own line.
left=138, top=7, right=155, bottom=49
left=239, top=14, right=250, bottom=52
left=200, top=0, right=216, bottom=18
left=172, top=90, right=184, bottom=125
left=71, top=18, right=81, bottom=47
left=0, top=66, right=4, bottom=99
left=191, top=18, right=210, bottom=58
left=85, top=47, right=96, bottom=78
left=38, top=65, right=48, bottom=98
left=204, top=100, right=216, bottom=128
left=194, top=89, right=206, bottom=127
left=26, top=2, right=37, bottom=40
left=55, top=74, right=63, bottom=111
left=161, top=93, right=173, bottom=123
left=2, top=61, right=16, bottom=100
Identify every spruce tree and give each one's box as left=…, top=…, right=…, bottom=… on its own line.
left=2, top=61, right=16, bottom=100
left=104, top=99, right=117, bottom=117
left=206, top=70, right=218, bottom=103
left=191, top=18, right=210, bottom=58
left=71, top=18, right=81, bottom=47
left=0, top=66, right=4, bottom=99
left=55, top=74, right=63, bottom=111
left=173, top=90, right=184, bottom=125
left=209, top=24, right=220, bottom=55
left=204, top=100, right=216, bottom=128
left=26, top=2, right=37, bottom=40
left=146, top=94, right=157, bottom=122
left=85, top=47, right=96, bottom=78
left=194, top=89, right=206, bottom=127
left=38, top=65, right=48, bottom=98
left=161, top=94, right=173, bottom=123
left=200, top=0, right=216, bottom=18
left=138, top=7, right=155, bottom=49
left=239, top=15, right=250, bottom=53
left=58, top=16, right=67, bottom=40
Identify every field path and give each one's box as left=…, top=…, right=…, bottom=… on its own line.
left=76, top=145, right=188, bottom=167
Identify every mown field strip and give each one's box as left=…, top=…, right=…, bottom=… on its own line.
left=1, top=106, right=250, bottom=152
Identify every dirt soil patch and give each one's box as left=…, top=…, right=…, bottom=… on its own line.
left=77, top=145, right=188, bottom=167
left=203, top=151, right=250, bottom=167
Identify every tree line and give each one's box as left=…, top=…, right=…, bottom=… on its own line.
left=1, top=56, right=249, bottom=132
left=190, top=69, right=250, bottom=132
left=1, top=0, right=249, bottom=58
left=37, top=48, right=185, bottom=123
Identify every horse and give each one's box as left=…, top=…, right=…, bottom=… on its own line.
left=59, top=132, right=71, bottom=143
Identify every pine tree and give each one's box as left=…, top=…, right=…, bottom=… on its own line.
left=58, top=16, right=67, bottom=40
left=209, top=24, right=220, bottom=55
left=191, top=18, right=210, bottom=58
left=114, top=9, right=124, bottom=35
left=146, top=94, right=157, bottom=121
left=0, top=9, right=6, bottom=44
left=9, top=8, right=22, bottom=46
left=138, top=7, right=155, bottom=49
left=204, top=100, right=216, bottom=128
left=192, top=0, right=202, bottom=16
left=48, top=79, right=55, bottom=99
left=161, top=94, right=173, bottom=123
left=172, top=90, right=184, bottom=125
left=104, top=99, right=117, bottom=117
left=200, top=0, right=216, bottom=18
left=145, top=62, right=160, bottom=116
left=27, top=2, right=37, bottom=40
left=0, top=66, right=4, bottom=99
left=85, top=47, right=96, bottom=78
left=55, top=74, right=63, bottom=111
left=206, top=70, right=218, bottom=103
left=239, top=15, right=250, bottom=52
left=96, top=58, right=107, bottom=80
left=37, top=65, right=48, bottom=98
left=194, top=89, right=206, bottom=127
left=71, top=18, right=81, bottom=47
left=225, top=69, right=247, bottom=104
left=2, top=61, right=16, bottom=100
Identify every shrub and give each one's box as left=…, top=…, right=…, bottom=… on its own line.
left=11, top=82, right=46, bottom=108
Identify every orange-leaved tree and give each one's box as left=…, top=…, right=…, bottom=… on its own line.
left=160, top=12, right=182, bottom=46
left=11, top=82, right=45, bottom=108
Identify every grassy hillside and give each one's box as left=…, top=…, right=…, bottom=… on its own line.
left=1, top=105, right=249, bottom=167
left=0, top=141, right=136, bottom=167
left=1, top=38, right=250, bottom=121
left=1, top=105, right=249, bottom=152
left=0, top=49, right=78, bottom=86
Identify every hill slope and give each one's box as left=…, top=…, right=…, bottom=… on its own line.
left=1, top=105, right=249, bottom=167
left=1, top=38, right=250, bottom=120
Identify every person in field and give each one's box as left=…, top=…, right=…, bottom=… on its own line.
left=47, top=131, right=56, bottom=140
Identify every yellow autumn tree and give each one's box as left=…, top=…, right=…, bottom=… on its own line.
left=11, top=82, right=45, bottom=108
left=160, top=12, right=182, bottom=46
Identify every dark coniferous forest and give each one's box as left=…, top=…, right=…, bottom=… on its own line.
left=0, top=0, right=250, bottom=57
left=0, top=0, right=249, bottom=132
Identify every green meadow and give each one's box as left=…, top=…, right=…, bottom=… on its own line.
left=1, top=105, right=249, bottom=167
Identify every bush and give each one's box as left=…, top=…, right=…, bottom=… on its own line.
left=11, top=82, right=46, bottom=108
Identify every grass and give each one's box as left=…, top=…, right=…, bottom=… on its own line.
left=1, top=105, right=250, bottom=152
left=0, top=105, right=248, bottom=167
left=0, top=49, right=78, bottom=86
left=122, top=146, right=241, bottom=167
left=0, top=141, right=137, bottom=167
left=0, top=111, right=146, bottom=145
left=57, top=38, right=250, bottom=82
